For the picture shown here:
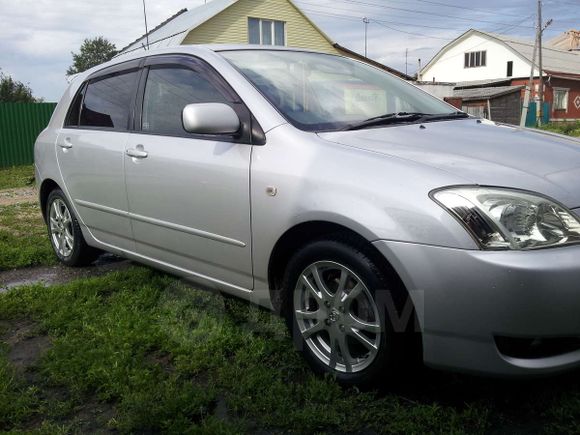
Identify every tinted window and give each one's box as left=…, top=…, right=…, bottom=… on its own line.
left=80, top=71, right=138, bottom=129
left=64, top=83, right=86, bottom=127
left=142, top=67, right=228, bottom=136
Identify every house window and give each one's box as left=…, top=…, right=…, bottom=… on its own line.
left=464, top=50, right=487, bottom=68
left=554, top=88, right=569, bottom=111
left=248, top=18, right=285, bottom=46
left=507, top=61, right=513, bottom=77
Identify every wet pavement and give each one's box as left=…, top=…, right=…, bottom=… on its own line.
left=0, top=254, right=132, bottom=292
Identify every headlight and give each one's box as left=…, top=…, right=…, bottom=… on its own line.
left=432, top=186, right=580, bottom=250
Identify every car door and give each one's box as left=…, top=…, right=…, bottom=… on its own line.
left=56, top=62, right=141, bottom=252
left=124, top=55, right=254, bottom=289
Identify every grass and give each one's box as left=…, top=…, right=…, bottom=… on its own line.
left=1, top=267, right=580, bottom=434
left=0, top=164, right=54, bottom=270
left=538, top=121, right=580, bottom=137
left=0, top=165, right=35, bottom=191
left=0, top=202, right=56, bottom=271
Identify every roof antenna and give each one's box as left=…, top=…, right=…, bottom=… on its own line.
left=142, top=0, right=150, bottom=50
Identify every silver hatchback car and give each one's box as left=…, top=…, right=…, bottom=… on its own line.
left=35, top=46, right=580, bottom=385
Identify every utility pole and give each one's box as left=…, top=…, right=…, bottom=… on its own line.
left=536, top=1, right=553, bottom=125
left=537, top=0, right=543, bottom=125
left=363, top=17, right=370, bottom=58
left=520, top=3, right=551, bottom=128
left=520, top=24, right=539, bottom=127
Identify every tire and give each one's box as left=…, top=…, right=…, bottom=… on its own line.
left=282, top=235, right=417, bottom=387
left=46, top=189, right=100, bottom=267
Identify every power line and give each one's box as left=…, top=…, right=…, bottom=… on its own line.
left=300, top=5, right=536, bottom=42
left=409, top=0, right=525, bottom=18
left=299, top=6, right=460, bottom=31
left=419, top=14, right=536, bottom=68
left=300, top=8, right=456, bottom=40
left=297, top=0, right=536, bottom=29
left=371, top=19, right=456, bottom=40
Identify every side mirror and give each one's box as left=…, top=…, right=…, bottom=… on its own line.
left=182, top=103, right=240, bottom=135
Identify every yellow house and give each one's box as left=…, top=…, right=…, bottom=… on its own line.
left=120, top=0, right=410, bottom=79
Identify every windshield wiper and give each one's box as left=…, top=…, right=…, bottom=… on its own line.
left=342, top=111, right=469, bottom=131
left=419, top=112, right=470, bottom=122
left=342, top=112, right=426, bottom=131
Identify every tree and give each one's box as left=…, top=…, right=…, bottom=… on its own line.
left=67, top=37, right=117, bottom=76
left=0, top=71, right=38, bottom=103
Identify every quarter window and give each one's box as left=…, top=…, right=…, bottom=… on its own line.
left=79, top=71, right=138, bottom=129
left=554, top=88, right=569, bottom=111
left=248, top=18, right=286, bottom=46
left=141, top=67, right=228, bottom=136
left=64, top=83, right=86, bottom=127
left=464, top=50, right=487, bottom=68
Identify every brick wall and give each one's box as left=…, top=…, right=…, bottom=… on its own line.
left=511, top=77, right=580, bottom=121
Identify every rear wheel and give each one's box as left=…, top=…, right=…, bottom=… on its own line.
left=283, top=236, right=414, bottom=386
left=46, top=189, right=100, bottom=267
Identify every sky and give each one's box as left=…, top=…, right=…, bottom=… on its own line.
left=0, top=0, right=578, bottom=101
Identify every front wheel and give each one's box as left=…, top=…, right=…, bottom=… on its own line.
left=46, top=189, right=100, bottom=267
left=283, top=237, right=415, bottom=386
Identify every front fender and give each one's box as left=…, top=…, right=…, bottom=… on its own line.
left=250, top=125, right=477, bottom=287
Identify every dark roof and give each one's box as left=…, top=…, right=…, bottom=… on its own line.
left=453, top=85, right=523, bottom=101
left=454, top=78, right=512, bottom=89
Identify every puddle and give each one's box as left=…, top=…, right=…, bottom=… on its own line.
left=0, top=254, right=131, bottom=292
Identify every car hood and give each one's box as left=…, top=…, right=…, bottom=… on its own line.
left=319, top=119, right=580, bottom=208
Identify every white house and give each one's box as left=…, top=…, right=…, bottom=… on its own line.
left=421, top=29, right=541, bottom=83
left=419, top=29, right=580, bottom=122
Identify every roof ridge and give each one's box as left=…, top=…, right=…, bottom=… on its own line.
left=119, top=8, right=188, bottom=53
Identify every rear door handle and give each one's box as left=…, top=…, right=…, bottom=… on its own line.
left=59, top=137, right=73, bottom=149
left=126, top=147, right=148, bottom=159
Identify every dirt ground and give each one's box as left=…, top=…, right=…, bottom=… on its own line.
left=0, top=254, right=132, bottom=292
left=0, top=187, right=37, bottom=206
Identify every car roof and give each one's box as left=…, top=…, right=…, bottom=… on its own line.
left=69, top=44, right=333, bottom=84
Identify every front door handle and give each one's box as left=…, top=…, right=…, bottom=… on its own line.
left=59, top=137, right=73, bottom=149
left=126, top=146, right=148, bottom=159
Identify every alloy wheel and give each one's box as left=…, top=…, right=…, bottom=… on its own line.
left=293, top=261, right=382, bottom=373
left=49, top=198, right=74, bottom=257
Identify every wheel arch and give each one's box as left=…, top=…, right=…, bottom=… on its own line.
left=39, top=178, right=62, bottom=222
left=267, top=220, right=406, bottom=308
left=268, top=219, right=423, bottom=365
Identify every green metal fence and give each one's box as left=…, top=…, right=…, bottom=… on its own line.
left=0, top=102, right=57, bottom=168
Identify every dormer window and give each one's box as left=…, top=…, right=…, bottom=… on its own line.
left=248, top=18, right=286, bottom=46
left=464, top=50, right=487, bottom=68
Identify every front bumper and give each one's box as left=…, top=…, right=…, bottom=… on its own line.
left=373, top=240, right=580, bottom=376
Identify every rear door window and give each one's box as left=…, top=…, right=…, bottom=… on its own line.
left=80, top=71, right=138, bottom=130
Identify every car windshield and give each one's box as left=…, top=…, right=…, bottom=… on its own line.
left=220, top=50, right=458, bottom=132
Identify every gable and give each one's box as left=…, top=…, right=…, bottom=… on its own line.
left=181, top=0, right=341, bottom=54
left=421, top=31, right=533, bottom=82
